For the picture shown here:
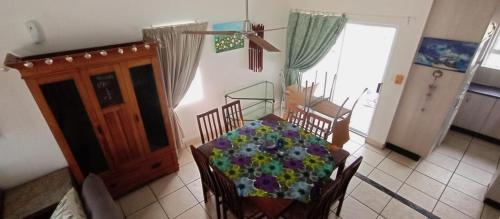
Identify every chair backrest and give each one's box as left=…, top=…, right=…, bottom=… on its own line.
left=190, top=145, right=217, bottom=195
left=197, top=108, right=224, bottom=144
left=337, top=156, right=362, bottom=198
left=306, top=156, right=363, bottom=219
left=222, top=100, right=244, bottom=132
left=306, top=178, right=342, bottom=219
left=287, top=105, right=308, bottom=129
left=306, top=113, right=332, bottom=140
left=210, top=165, right=244, bottom=218
left=331, top=97, right=351, bottom=147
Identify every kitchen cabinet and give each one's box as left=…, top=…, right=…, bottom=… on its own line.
left=453, top=92, right=496, bottom=132
left=481, top=100, right=500, bottom=139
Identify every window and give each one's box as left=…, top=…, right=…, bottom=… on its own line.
left=179, top=68, right=203, bottom=106
left=482, top=28, right=500, bottom=70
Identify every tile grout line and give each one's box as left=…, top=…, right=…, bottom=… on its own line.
left=431, top=136, right=479, bottom=217
left=355, top=172, right=440, bottom=219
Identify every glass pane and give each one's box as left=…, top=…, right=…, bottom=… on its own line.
left=91, top=72, right=124, bottom=108
left=129, top=64, right=169, bottom=151
left=41, top=80, right=108, bottom=175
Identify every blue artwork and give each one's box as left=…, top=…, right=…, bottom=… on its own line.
left=415, top=37, right=478, bottom=73
left=213, top=21, right=245, bottom=53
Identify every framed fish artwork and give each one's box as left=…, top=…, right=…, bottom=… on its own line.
left=415, top=37, right=479, bottom=73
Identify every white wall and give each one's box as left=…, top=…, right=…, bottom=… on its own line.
left=388, top=0, right=499, bottom=157
left=0, top=0, right=289, bottom=188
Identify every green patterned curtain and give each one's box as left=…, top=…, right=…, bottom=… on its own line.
left=284, top=12, right=347, bottom=86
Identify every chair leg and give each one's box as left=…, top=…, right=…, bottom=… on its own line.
left=223, top=205, right=228, bottom=219
left=336, top=193, right=346, bottom=216
left=215, top=195, right=221, bottom=219
left=202, top=184, right=209, bottom=203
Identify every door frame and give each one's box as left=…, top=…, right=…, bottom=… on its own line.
left=343, top=14, right=431, bottom=147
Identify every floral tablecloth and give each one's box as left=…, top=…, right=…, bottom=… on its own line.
left=209, top=119, right=336, bottom=203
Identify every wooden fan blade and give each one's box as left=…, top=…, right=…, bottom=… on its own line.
left=246, top=34, right=281, bottom=52
left=254, top=27, right=287, bottom=32
left=183, top=30, right=239, bottom=35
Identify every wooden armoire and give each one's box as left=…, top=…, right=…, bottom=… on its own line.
left=4, top=41, right=179, bottom=197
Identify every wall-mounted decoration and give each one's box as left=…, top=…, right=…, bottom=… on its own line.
left=415, top=37, right=478, bottom=73
left=249, top=24, right=264, bottom=72
left=213, top=21, right=245, bottom=53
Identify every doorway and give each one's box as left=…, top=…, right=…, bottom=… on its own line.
left=301, top=22, right=397, bottom=136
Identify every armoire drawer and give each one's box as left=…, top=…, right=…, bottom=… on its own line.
left=102, top=149, right=179, bottom=197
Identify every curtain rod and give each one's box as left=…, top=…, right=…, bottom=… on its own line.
left=148, top=20, right=207, bottom=29
left=291, top=9, right=415, bottom=21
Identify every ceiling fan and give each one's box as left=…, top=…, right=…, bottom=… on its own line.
left=183, top=0, right=286, bottom=52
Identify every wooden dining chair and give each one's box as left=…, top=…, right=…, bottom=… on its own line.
left=287, top=105, right=308, bottom=129
left=222, top=100, right=244, bottom=132
left=306, top=112, right=332, bottom=140
left=334, top=156, right=363, bottom=216
left=197, top=108, right=224, bottom=144
left=280, top=156, right=363, bottom=219
left=210, top=166, right=262, bottom=219
left=190, top=145, right=222, bottom=219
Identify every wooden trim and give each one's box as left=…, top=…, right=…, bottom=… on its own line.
left=4, top=43, right=158, bottom=79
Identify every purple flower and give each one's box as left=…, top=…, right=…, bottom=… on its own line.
left=307, top=145, right=329, bottom=156
left=254, top=175, right=279, bottom=193
left=215, top=138, right=232, bottom=149
left=284, top=159, right=304, bottom=170
left=232, top=155, right=251, bottom=166
left=239, top=127, right=256, bottom=136
left=283, top=130, right=299, bottom=138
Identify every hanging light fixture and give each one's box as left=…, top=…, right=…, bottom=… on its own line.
left=65, top=56, right=74, bottom=62
left=144, top=43, right=151, bottom=49
left=117, top=48, right=124, bottom=54
left=23, top=61, right=34, bottom=68
left=131, top=45, right=138, bottom=52
left=44, top=58, right=53, bottom=65
left=99, top=50, right=108, bottom=56
left=84, top=53, right=92, bottom=59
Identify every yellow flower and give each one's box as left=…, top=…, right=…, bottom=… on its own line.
left=250, top=188, right=268, bottom=197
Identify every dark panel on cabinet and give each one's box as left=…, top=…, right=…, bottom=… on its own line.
left=129, top=64, right=169, bottom=151
left=41, top=80, right=109, bottom=175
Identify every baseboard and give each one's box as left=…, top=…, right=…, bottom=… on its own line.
left=450, top=126, right=500, bottom=146
left=366, top=138, right=384, bottom=148
left=484, top=198, right=500, bottom=210
left=385, top=142, right=421, bottom=161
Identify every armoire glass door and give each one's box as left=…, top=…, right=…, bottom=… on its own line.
left=129, top=64, right=169, bottom=151
left=40, top=79, right=109, bottom=176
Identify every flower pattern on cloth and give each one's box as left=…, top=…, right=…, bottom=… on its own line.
left=209, top=120, right=337, bottom=203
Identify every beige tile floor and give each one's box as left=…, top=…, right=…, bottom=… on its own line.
left=118, top=130, right=500, bottom=219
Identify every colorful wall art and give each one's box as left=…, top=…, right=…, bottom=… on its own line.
left=213, top=21, right=245, bottom=53
left=415, top=37, right=478, bottom=73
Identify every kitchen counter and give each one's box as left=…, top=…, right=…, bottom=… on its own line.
left=468, top=83, right=500, bottom=99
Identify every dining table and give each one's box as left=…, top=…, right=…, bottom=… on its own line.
left=197, top=114, right=350, bottom=219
